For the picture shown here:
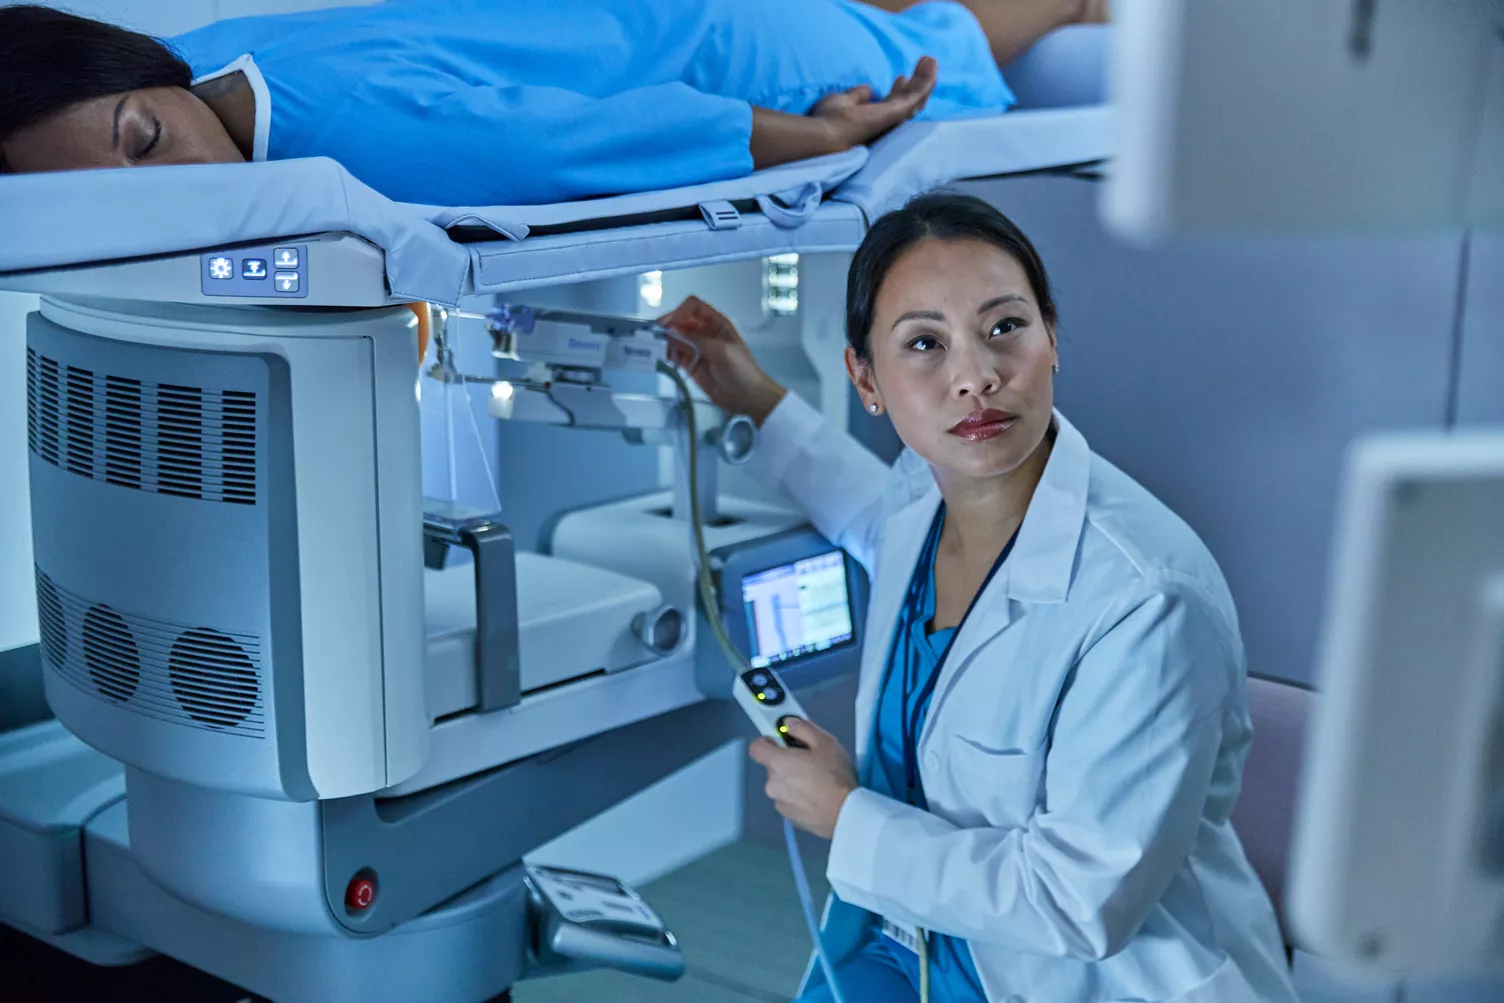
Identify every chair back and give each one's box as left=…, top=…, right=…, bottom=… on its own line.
left=1232, top=673, right=1316, bottom=945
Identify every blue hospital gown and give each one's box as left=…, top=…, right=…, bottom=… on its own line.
left=170, top=0, right=1014, bottom=206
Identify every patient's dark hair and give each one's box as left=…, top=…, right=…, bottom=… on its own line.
left=846, top=192, right=1057, bottom=359
left=0, top=5, right=192, bottom=170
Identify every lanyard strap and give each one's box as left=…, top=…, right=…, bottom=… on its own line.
left=895, top=505, right=1019, bottom=804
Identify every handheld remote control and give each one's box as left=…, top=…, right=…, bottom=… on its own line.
left=733, top=665, right=811, bottom=748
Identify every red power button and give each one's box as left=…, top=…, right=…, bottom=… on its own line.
left=345, top=874, right=377, bottom=912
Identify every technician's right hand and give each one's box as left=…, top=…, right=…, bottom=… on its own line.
left=659, top=296, right=787, bottom=425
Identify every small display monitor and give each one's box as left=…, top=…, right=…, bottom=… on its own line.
left=740, top=550, right=855, bottom=669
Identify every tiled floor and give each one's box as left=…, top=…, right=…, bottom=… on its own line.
left=1, top=839, right=828, bottom=1003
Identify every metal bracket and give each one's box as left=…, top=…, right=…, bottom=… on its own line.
left=546, top=382, right=631, bottom=428
left=423, top=501, right=521, bottom=713
left=707, top=413, right=757, bottom=465
left=489, top=304, right=661, bottom=339
left=524, top=867, right=684, bottom=982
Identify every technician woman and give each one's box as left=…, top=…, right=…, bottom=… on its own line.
left=660, top=193, right=1298, bottom=1003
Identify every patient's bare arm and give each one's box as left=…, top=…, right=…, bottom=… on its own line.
left=864, top=0, right=1109, bottom=65
left=749, top=56, right=936, bottom=170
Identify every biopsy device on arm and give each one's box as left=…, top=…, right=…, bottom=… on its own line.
left=482, top=300, right=851, bottom=996
left=474, top=301, right=856, bottom=1002
left=472, top=303, right=823, bottom=749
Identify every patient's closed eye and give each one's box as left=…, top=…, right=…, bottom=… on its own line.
left=130, top=119, right=163, bottom=161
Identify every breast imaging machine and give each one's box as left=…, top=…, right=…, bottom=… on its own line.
left=1, top=260, right=872, bottom=1001
left=0, top=27, right=1111, bottom=1000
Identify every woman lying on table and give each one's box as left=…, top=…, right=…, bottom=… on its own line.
left=0, top=0, right=1104, bottom=206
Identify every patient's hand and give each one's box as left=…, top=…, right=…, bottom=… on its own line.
left=812, top=56, right=937, bottom=150
left=748, top=58, right=934, bottom=171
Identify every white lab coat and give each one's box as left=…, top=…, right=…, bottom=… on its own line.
left=746, top=393, right=1298, bottom=1003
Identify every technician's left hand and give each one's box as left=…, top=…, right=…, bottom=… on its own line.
left=748, top=718, right=858, bottom=840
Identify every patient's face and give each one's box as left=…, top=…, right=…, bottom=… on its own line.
left=855, top=237, right=1058, bottom=484
left=0, top=87, right=244, bottom=173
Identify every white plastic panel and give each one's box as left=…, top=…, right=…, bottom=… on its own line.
left=425, top=147, right=867, bottom=231
left=468, top=206, right=868, bottom=295
left=32, top=299, right=424, bottom=799
left=836, top=106, right=1113, bottom=220
left=1105, top=0, right=1502, bottom=236
left=424, top=552, right=665, bottom=715
left=0, top=159, right=471, bottom=305
left=0, top=293, right=39, bottom=652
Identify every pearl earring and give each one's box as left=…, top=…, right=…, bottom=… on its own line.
left=1052, top=362, right=1060, bottom=374
left=869, top=402, right=880, bottom=414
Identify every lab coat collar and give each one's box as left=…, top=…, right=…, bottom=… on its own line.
left=890, top=408, right=1091, bottom=606
left=912, top=409, right=1092, bottom=752
left=1006, top=409, right=1091, bottom=605
left=854, top=410, right=1091, bottom=764
left=192, top=54, right=272, bottom=163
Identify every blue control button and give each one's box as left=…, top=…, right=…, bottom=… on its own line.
left=208, top=257, right=234, bottom=280
left=274, top=247, right=300, bottom=270
left=274, top=271, right=300, bottom=294
left=242, top=259, right=268, bottom=280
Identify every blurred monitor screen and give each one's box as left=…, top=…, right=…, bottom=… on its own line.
left=1103, top=0, right=1504, bottom=238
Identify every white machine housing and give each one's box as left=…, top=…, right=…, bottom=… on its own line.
left=0, top=208, right=874, bottom=1001
left=1106, top=0, right=1504, bottom=236
left=1288, top=431, right=1504, bottom=971
left=25, top=297, right=429, bottom=801
left=425, top=552, right=668, bottom=703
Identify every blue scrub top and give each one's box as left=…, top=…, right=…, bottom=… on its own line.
left=170, top=0, right=1013, bottom=206
left=868, top=507, right=987, bottom=1002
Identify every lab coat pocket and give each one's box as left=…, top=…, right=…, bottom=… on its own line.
left=943, top=735, right=1045, bottom=827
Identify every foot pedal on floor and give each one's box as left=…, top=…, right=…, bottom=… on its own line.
left=523, top=865, right=683, bottom=982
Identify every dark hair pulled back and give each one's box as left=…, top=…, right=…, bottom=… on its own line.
left=0, top=5, right=192, bottom=170
left=845, top=192, right=1057, bottom=359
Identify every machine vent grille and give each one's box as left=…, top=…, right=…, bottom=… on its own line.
left=35, top=572, right=68, bottom=669
left=105, top=375, right=143, bottom=490
left=36, top=569, right=266, bottom=737
left=82, top=606, right=141, bottom=703
left=24, top=347, right=258, bottom=506
left=170, top=629, right=262, bottom=729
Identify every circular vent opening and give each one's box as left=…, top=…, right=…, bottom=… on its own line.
left=82, top=606, right=141, bottom=703
left=170, top=628, right=259, bottom=729
left=35, top=572, right=67, bottom=668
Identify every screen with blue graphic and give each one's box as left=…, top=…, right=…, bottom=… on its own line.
left=741, top=550, right=853, bottom=669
